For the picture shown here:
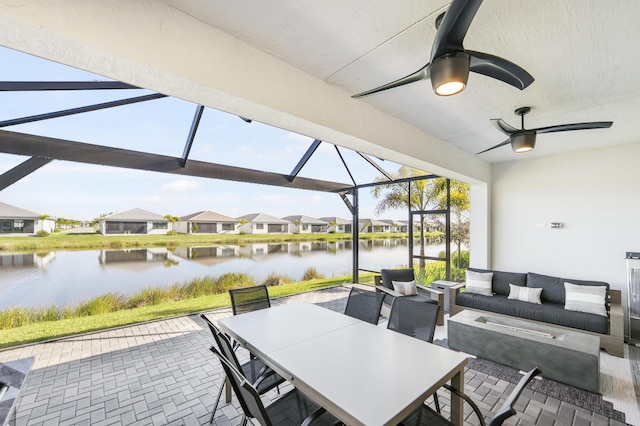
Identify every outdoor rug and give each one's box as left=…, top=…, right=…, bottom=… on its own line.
left=434, top=339, right=627, bottom=424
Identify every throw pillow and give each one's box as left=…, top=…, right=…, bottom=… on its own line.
left=465, top=270, right=493, bottom=296
left=392, top=280, right=418, bottom=296
left=507, top=283, right=543, bottom=304
left=564, top=282, right=607, bottom=317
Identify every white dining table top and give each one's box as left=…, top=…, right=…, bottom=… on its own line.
left=218, top=301, right=468, bottom=426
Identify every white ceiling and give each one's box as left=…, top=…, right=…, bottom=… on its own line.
left=161, top=0, right=640, bottom=163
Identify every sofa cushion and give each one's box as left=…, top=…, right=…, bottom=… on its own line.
left=455, top=293, right=608, bottom=334
left=380, top=269, right=414, bottom=290
left=507, top=284, right=542, bottom=304
left=564, top=282, right=608, bottom=317
left=468, top=268, right=527, bottom=296
left=527, top=272, right=610, bottom=305
left=465, top=270, right=493, bottom=296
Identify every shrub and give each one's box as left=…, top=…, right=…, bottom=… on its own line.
left=35, top=230, right=50, bottom=237
left=302, top=267, right=324, bottom=281
left=126, top=288, right=167, bottom=308
left=262, top=273, right=291, bottom=287
left=75, top=293, right=124, bottom=316
left=439, top=250, right=470, bottom=269
left=217, top=273, right=256, bottom=291
left=166, top=230, right=177, bottom=235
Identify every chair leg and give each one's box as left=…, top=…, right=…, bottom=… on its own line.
left=209, top=380, right=225, bottom=423
left=433, top=392, right=441, bottom=414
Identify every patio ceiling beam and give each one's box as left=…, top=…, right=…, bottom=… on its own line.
left=0, top=93, right=167, bottom=128
left=357, top=152, right=393, bottom=181
left=288, top=139, right=321, bottom=181
left=0, top=81, right=140, bottom=91
left=0, top=156, right=53, bottom=191
left=181, top=105, right=205, bottom=167
left=0, top=130, right=351, bottom=193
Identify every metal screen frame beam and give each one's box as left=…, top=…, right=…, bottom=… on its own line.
left=289, top=139, right=321, bottom=181
left=0, top=81, right=140, bottom=91
left=0, top=93, right=166, bottom=128
left=0, top=157, right=53, bottom=191
left=181, top=105, right=205, bottom=167
left=0, top=130, right=350, bottom=193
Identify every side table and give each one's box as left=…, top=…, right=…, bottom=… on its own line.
left=431, top=280, right=458, bottom=314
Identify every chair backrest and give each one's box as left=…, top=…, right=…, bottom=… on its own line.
left=488, top=367, right=541, bottom=426
left=200, top=315, right=242, bottom=370
left=380, top=268, right=415, bottom=290
left=229, top=285, right=271, bottom=315
left=387, top=296, right=439, bottom=343
left=209, top=345, right=272, bottom=426
left=344, top=287, right=384, bottom=324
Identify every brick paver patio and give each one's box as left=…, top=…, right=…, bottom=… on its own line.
left=0, top=285, right=633, bottom=425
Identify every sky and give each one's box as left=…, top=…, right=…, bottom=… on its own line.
left=0, top=46, right=416, bottom=222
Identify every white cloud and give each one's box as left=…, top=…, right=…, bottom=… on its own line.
left=160, top=179, right=201, bottom=192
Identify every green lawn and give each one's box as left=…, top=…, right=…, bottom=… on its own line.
left=0, top=274, right=376, bottom=349
left=0, top=231, right=439, bottom=251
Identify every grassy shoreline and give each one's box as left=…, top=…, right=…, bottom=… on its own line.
left=0, top=231, right=442, bottom=252
left=0, top=273, right=376, bottom=350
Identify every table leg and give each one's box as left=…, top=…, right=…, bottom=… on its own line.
left=450, top=370, right=464, bottom=426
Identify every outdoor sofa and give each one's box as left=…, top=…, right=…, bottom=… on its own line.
left=449, top=268, right=624, bottom=357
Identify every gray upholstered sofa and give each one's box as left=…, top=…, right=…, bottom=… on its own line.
left=449, top=268, right=624, bottom=357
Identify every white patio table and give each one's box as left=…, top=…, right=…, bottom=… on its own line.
left=218, top=301, right=468, bottom=426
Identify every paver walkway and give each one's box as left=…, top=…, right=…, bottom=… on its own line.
left=0, top=285, right=634, bottom=425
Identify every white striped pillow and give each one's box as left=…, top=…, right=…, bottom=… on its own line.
left=465, top=270, right=493, bottom=296
left=564, top=282, right=607, bottom=317
left=508, top=283, right=542, bottom=304
left=392, top=280, right=417, bottom=296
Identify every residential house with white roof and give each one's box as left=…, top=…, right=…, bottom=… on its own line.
left=0, top=201, right=55, bottom=235
left=358, top=218, right=391, bottom=233
left=236, top=213, right=291, bottom=234
left=319, top=216, right=352, bottom=233
left=99, top=208, right=169, bottom=235
left=175, top=210, right=239, bottom=234
left=283, top=215, right=328, bottom=233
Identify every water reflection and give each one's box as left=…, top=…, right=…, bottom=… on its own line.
left=0, top=252, right=55, bottom=268
left=0, top=239, right=421, bottom=309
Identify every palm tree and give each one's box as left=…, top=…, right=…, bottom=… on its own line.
left=293, top=219, right=303, bottom=234
left=237, top=219, right=249, bottom=234
left=164, top=214, right=179, bottom=233
left=371, top=166, right=469, bottom=273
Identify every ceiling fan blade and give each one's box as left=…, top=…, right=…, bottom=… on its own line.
left=468, top=51, right=534, bottom=90
left=476, top=138, right=512, bottom=154
left=351, top=64, right=429, bottom=99
left=491, top=118, right=518, bottom=135
left=534, top=121, right=613, bottom=134
left=431, top=0, right=482, bottom=59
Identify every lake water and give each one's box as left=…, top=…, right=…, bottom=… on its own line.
left=0, top=240, right=447, bottom=310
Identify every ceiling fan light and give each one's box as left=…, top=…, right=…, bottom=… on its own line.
left=430, top=52, right=470, bottom=96
left=511, top=132, right=536, bottom=153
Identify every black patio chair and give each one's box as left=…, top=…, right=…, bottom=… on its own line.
left=343, top=286, right=384, bottom=324
left=387, top=295, right=440, bottom=343
left=400, top=367, right=541, bottom=426
left=376, top=268, right=445, bottom=326
left=209, top=344, right=342, bottom=426
left=387, top=296, right=442, bottom=410
left=201, top=314, right=285, bottom=424
left=229, top=284, right=271, bottom=316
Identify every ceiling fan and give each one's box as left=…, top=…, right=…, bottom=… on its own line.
left=352, top=0, right=534, bottom=99
left=477, top=107, right=614, bottom=154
